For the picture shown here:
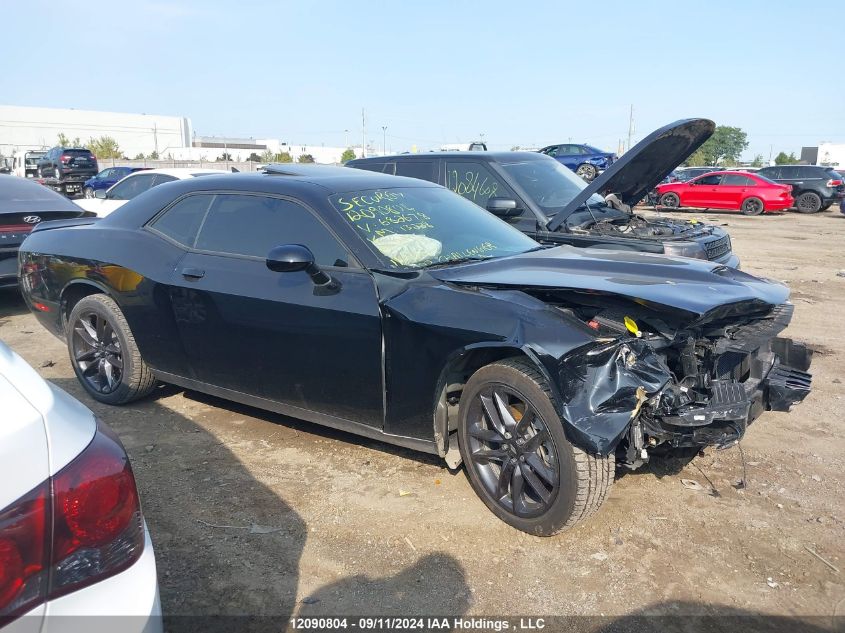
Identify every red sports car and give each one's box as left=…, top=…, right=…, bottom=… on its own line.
left=655, top=171, right=794, bottom=215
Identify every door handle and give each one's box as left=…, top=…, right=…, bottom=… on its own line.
left=181, top=267, right=205, bottom=279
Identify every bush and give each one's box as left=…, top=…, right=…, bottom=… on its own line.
left=298, top=154, right=315, bottom=164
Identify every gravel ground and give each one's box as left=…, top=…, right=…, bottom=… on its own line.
left=1, top=207, right=843, bottom=631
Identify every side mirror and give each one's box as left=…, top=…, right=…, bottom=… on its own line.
left=486, top=197, right=521, bottom=218
left=266, top=244, right=338, bottom=292
left=94, top=189, right=107, bottom=199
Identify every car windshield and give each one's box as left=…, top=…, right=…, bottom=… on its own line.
left=500, top=159, right=608, bottom=219
left=329, top=187, right=539, bottom=269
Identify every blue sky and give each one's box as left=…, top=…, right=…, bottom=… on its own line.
left=4, top=0, right=843, bottom=158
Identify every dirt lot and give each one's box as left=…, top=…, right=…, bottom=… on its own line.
left=1, top=208, right=844, bottom=630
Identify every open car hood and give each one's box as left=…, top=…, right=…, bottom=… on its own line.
left=430, top=245, right=787, bottom=319
left=547, top=118, right=715, bottom=231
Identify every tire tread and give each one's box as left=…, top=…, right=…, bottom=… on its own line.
left=67, top=294, right=156, bottom=404
left=480, top=357, right=614, bottom=534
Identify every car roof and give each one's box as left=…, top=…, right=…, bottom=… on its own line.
left=123, top=167, right=226, bottom=178
left=101, top=170, right=441, bottom=229
left=350, top=151, right=547, bottom=163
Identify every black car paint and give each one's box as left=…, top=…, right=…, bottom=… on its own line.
left=18, top=172, right=811, bottom=463
left=757, top=165, right=845, bottom=209
left=0, top=175, right=91, bottom=287
left=346, top=120, right=739, bottom=268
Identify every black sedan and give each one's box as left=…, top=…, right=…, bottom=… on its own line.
left=0, top=175, right=92, bottom=288
left=18, top=169, right=812, bottom=535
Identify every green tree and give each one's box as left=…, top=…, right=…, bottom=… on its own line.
left=774, top=151, right=799, bottom=165
left=340, top=148, right=356, bottom=163
left=246, top=152, right=262, bottom=162
left=217, top=152, right=233, bottom=162
left=148, top=150, right=160, bottom=160
left=86, top=136, right=122, bottom=159
left=134, top=153, right=146, bottom=160
left=686, top=126, right=749, bottom=166
left=259, top=149, right=275, bottom=163
left=750, top=154, right=764, bottom=167
left=274, top=151, right=293, bottom=163
left=298, top=154, right=315, bottom=164
left=57, top=133, right=82, bottom=147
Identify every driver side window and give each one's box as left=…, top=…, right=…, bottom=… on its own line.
left=195, top=194, right=351, bottom=267
left=694, top=174, right=723, bottom=186
left=445, top=161, right=513, bottom=210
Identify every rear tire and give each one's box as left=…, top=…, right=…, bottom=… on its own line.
left=457, top=357, right=614, bottom=535
left=54, top=167, right=61, bottom=179
left=795, top=191, right=822, bottom=213
left=659, top=192, right=681, bottom=208
left=67, top=294, right=156, bottom=405
left=741, top=197, right=765, bottom=216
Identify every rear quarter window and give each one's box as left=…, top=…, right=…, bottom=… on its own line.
left=394, top=160, right=436, bottom=182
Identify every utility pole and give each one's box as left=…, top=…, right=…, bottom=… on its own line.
left=344, top=129, right=349, bottom=149
left=382, top=126, right=387, bottom=156
left=153, top=123, right=159, bottom=157
left=361, top=109, right=366, bottom=158
left=627, top=104, right=634, bottom=153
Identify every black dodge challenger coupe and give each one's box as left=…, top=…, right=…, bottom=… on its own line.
left=18, top=168, right=812, bottom=535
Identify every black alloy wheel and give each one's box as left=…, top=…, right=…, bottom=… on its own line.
left=66, top=294, right=156, bottom=404
left=795, top=191, right=822, bottom=214
left=457, top=358, right=614, bottom=535
left=71, top=311, right=124, bottom=394
left=465, top=385, right=560, bottom=518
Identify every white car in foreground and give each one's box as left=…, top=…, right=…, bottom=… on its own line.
left=75, top=168, right=225, bottom=217
left=0, top=341, right=162, bottom=633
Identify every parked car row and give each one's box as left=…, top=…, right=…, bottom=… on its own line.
left=349, top=119, right=738, bottom=266
left=7, top=118, right=812, bottom=543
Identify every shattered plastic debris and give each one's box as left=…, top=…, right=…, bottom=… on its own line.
left=681, top=479, right=705, bottom=492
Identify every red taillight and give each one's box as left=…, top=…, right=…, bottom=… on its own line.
left=89, top=155, right=97, bottom=162
left=50, top=422, right=143, bottom=599
left=0, top=483, right=49, bottom=622
left=0, top=422, right=143, bottom=624
left=60, top=155, right=71, bottom=163
left=826, top=179, right=842, bottom=187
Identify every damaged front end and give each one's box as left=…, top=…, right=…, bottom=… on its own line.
left=548, top=299, right=812, bottom=469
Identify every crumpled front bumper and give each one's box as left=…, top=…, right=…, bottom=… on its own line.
left=643, top=337, right=812, bottom=450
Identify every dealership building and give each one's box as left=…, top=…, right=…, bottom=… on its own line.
left=0, top=104, right=359, bottom=164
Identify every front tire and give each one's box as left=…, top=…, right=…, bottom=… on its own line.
left=576, top=163, right=598, bottom=181
left=795, top=191, right=822, bottom=213
left=457, top=358, right=614, bottom=535
left=67, top=294, right=156, bottom=405
left=741, top=197, right=765, bottom=216
left=83, top=186, right=94, bottom=198
left=659, top=192, right=681, bottom=208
